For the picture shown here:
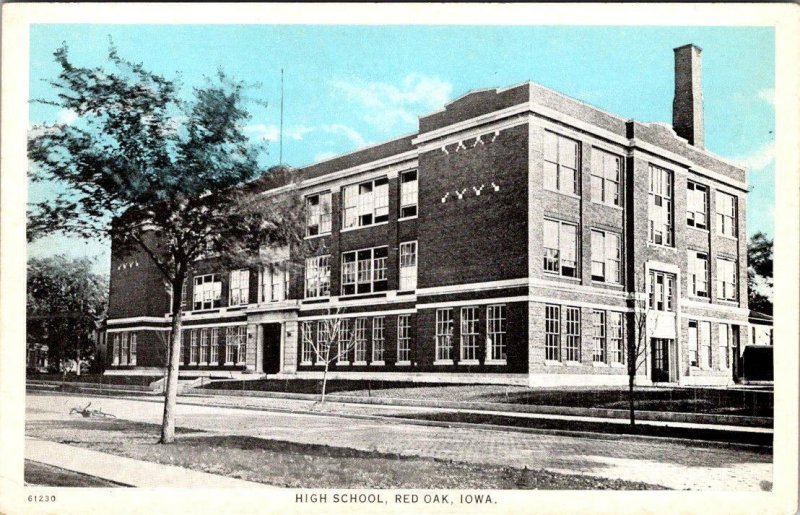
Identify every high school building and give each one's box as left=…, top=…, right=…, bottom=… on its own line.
left=105, top=44, right=750, bottom=386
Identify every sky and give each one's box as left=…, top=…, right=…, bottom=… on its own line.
left=27, top=25, right=775, bottom=275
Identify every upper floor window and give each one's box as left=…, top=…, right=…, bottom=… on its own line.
left=716, top=258, right=737, bottom=301
left=591, top=229, right=621, bottom=284
left=648, top=165, right=673, bottom=246
left=649, top=270, right=675, bottom=311
left=590, top=149, right=622, bottom=206
left=304, top=255, right=331, bottom=299
left=341, top=247, right=388, bottom=296
left=543, top=219, right=578, bottom=278
left=687, top=251, right=709, bottom=298
left=716, top=191, right=738, bottom=238
left=399, top=241, right=418, bottom=291
left=193, top=274, right=222, bottom=311
left=544, top=131, right=580, bottom=196
left=306, top=192, right=332, bottom=236
left=342, top=177, right=389, bottom=229
left=229, top=269, right=250, bottom=307
left=259, top=262, right=289, bottom=303
left=686, top=181, right=708, bottom=230
left=400, top=170, right=418, bottom=219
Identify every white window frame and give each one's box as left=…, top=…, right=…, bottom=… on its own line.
left=718, top=323, right=730, bottom=370
left=543, top=219, right=578, bottom=278
left=315, top=321, right=329, bottom=365
left=193, top=274, right=222, bottom=311
left=716, top=191, right=738, bottom=238
left=353, top=318, right=368, bottom=364
left=544, top=131, right=580, bottom=196
left=304, top=255, right=331, bottom=299
left=199, top=328, right=209, bottom=365
left=301, top=322, right=314, bottom=365
left=189, top=329, right=199, bottom=365
left=688, top=251, right=709, bottom=298
left=399, top=170, right=418, bottom=219
left=399, top=241, right=418, bottom=291
left=305, top=191, right=332, bottom=237
left=648, top=165, right=674, bottom=247
left=372, top=317, right=385, bottom=364
left=544, top=304, right=560, bottom=362
left=459, top=307, right=479, bottom=364
left=435, top=308, right=454, bottom=364
left=592, top=310, right=606, bottom=363
left=229, top=269, right=250, bottom=307
left=336, top=318, right=351, bottom=365
left=608, top=312, right=623, bottom=365
left=209, top=327, right=219, bottom=365
left=397, top=314, right=411, bottom=365
left=342, top=177, right=389, bottom=229
left=486, top=304, right=507, bottom=364
left=716, top=258, right=738, bottom=301
left=564, top=306, right=581, bottom=363
left=591, top=229, right=621, bottom=284
left=688, top=320, right=699, bottom=367
left=687, top=181, right=708, bottom=230
left=259, top=262, right=288, bottom=303
left=590, top=148, right=622, bottom=206
left=699, top=321, right=712, bottom=369
left=128, top=333, right=137, bottom=366
left=649, top=270, right=675, bottom=312
left=341, top=246, right=388, bottom=296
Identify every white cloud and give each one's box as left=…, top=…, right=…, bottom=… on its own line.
left=57, top=109, right=79, bottom=125
left=323, top=124, right=367, bottom=148
left=731, top=141, right=775, bottom=172
left=314, top=151, right=339, bottom=163
left=757, top=88, right=775, bottom=106
left=243, top=124, right=313, bottom=142
left=332, top=73, right=453, bottom=132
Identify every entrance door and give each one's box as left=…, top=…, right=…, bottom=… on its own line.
left=651, top=338, right=671, bottom=383
left=262, top=323, right=282, bottom=374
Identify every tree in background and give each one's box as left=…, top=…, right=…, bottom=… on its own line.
left=27, top=256, right=108, bottom=373
left=27, top=42, right=304, bottom=443
left=747, top=232, right=773, bottom=315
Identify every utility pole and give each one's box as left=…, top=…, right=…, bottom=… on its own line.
left=279, top=68, right=284, bottom=165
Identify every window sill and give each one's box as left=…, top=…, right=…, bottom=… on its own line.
left=304, top=232, right=331, bottom=240
left=395, top=361, right=411, bottom=366
left=314, top=361, right=326, bottom=366
left=687, top=225, right=709, bottom=233
left=543, top=273, right=581, bottom=282
left=647, top=242, right=677, bottom=251
left=235, top=362, right=246, bottom=366
left=484, top=359, right=507, bottom=366
left=688, top=295, right=710, bottom=302
left=544, top=188, right=581, bottom=200
left=434, top=360, right=454, bottom=366
left=300, top=361, right=313, bottom=366
left=610, top=362, right=625, bottom=368
left=564, top=361, right=582, bottom=367
left=591, top=281, right=624, bottom=288
left=340, top=221, right=389, bottom=234
left=591, top=200, right=623, bottom=211
left=370, top=361, right=386, bottom=366
left=717, top=233, right=739, bottom=242
left=336, top=361, right=350, bottom=366
left=544, top=360, right=564, bottom=367
left=458, top=360, right=480, bottom=366
left=715, top=299, right=739, bottom=305
left=352, top=361, right=368, bottom=367
left=224, top=362, right=234, bottom=366
left=198, top=362, right=208, bottom=366
left=398, top=215, right=418, bottom=222
left=591, top=362, right=609, bottom=368
left=188, top=362, right=198, bottom=366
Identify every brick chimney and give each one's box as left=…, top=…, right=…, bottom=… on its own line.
left=672, top=44, right=704, bottom=149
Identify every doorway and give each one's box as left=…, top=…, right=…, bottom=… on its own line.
left=650, top=338, right=672, bottom=383
left=262, top=323, right=282, bottom=374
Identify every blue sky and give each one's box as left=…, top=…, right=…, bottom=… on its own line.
left=28, top=25, right=775, bottom=274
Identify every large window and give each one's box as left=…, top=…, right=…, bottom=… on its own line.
left=688, top=320, right=699, bottom=367
left=112, top=332, right=137, bottom=367
left=343, top=177, right=389, bottom=229
left=399, top=241, right=418, bottom=291
left=193, top=274, right=222, bottom=310
left=435, top=308, right=454, bottom=362
left=400, top=170, right=418, bottom=219
left=688, top=251, right=709, bottom=298
left=718, top=323, right=730, bottom=370
left=544, top=131, right=580, bottom=196
left=305, top=192, right=332, bottom=236
left=189, top=329, right=199, bottom=364
left=608, top=312, right=623, bottom=364
left=591, top=148, right=621, bottom=206
left=716, top=259, right=737, bottom=301
left=460, top=307, right=479, bottom=362
left=304, top=255, right=331, bottom=299
left=397, top=315, right=411, bottom=363
left=199, top=328, right=209, bottom=364
left=592, top=310, right=606, bottom=363
left=700, top=321, right=711, bottom=368
left=259, top=262, right=289, bottom=303
left=372, top=317, right=385, bottom=363
left=210, top=328, right=219, bottom=365
left=337, top=319, right=351, bottom=364
left=486, top=305, right=506, bottom=362
left=591, top=230, right=621, bottom=283
left=686, top=181, right=708, bottom=230
left=354, top=318, right=368, bottom=364
left=229, top=269, right=250, bottom=306
left=225, top=325, right=246, bottom=365
left=545, top=305, right=560, bottom=361
left=316, top=321, right=329, bottom=364
left=649, top=270, right=675, bottom=311
left=341, top=247, right=388, bottom=295
left=564, top=307, right=581, bottom=362
left=543, top=219, right=578, bottom=278
left=301, top=322, right=314, bottom=364
left=544, top=304, right=580, bottom=363
left=648, top=165, right=674, bottom=246
left=716, top=191, right=738, bottom=238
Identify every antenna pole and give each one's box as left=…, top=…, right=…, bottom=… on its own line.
left=279, top=68, right=284, bottom=165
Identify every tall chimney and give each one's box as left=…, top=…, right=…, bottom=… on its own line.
left=672, top=44, right=704, bottom=149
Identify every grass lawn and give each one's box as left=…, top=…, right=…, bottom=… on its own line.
left=201, top=380, right=773, bottom=417
left=27, top=373, right=161, bottom=387
left=25, top=418, right=665, bottom=490
left=25, top=460, right=124, bottom=487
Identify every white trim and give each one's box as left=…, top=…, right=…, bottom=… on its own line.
left=182, top=321, right=248, bottom=330
left=107, top=316, right=165, bottom=326
left=340, top=220, right=389, bottom=234
left=107, top=326, right=170, bottom=333
left=529, top=278, right=630, bottom=300
left=458, top=360, right=480, bottom=366
left=298, top=307, right=416, bottom=321
left=484, top=359, right=507, bottom=366
left=418, top=296, right=529, bottom=310
left=433, top=360, right=454, bottom=366
left=529, top=296, right=633, bottom=313
left=681, top=299, right=749, bottom=315
left=413, top=103, right=530, bottom=145
left=681, top=313, right=749, bottom=325
left=299, top=294, right=415, bottom=311
left=178, top=309, right=250, bottom=321
left=336, top=361, right=350, bottom=366
left=530, top=115, right=628, bottom=153
left=397, top=215, right=418, bottom=222
left=416, top=277, right=528, bottom=296
left=395, top=361, right=411, bottom=367
left=415, top=114, right=530, bottom=154
left=352, top=361, right=368, bottom=367
left=300, top=150, right=418, bottom=189
left=370, top=361, right=386, bottom=367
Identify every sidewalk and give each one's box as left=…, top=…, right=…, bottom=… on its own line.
left=25, top=438, right=265, bottom=488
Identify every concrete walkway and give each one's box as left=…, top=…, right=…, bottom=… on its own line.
left=25, top=438, right=264, bottom=488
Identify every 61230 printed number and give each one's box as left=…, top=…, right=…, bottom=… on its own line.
left=28, top=495, right=56, bottom=502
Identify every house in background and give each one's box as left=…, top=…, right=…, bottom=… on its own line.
left=104, top=44, right=749, bottom=387
left=736, top=310, right=773, bottom=383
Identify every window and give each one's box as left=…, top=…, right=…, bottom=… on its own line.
left=399, top=241, right=418, bottom=291
left=210, top=328, right=219, bottom=365
left=372, top=317, right=385, bottom=363
left=591, top=148, right=621, bottom=206
left=699, top=321, right=712, bottom=368
left=716, top=259, right=737, bottom=301
left=486, top=305, right=507, bottom=362
left=648, top=165, right=673, bottom=246
left=543, top=219, right=578, bottom=277
left=337, top=319, right=351, bottom=363
left=229, top=269, right=250, bottom=306
left=608, top=312, right=623, bottom=364
left=301, top=322, right=314, bottom=364
left=119, top=333, right=129, bottom=366
left=343, top=177, right=389, bottom=229
left=591, top=230, right=621, bottom=283
left=112, top=334, right=120, bottom=366
left=353, top=319, right=369, bottom=364
left=564, top=307, right=581, bottom=362
left=716, top=191, right=738, bottom=238
left=688, top=251, right=709, bottom=297
left=397, top=315, right=411, bottom=363
left=305, top=192, right=332, bottom=236
left=400, top=170, right=418, bottom=218
left=460, top=307, right=479, bottom=362
left=545, top=305, right=560, bottom=361
left=719, top=323, right=730, bottom=370
left=129, top=333, right=137, bottom=366
left=304, top=255, right=331, bottom=299
left=544, top=131, right=580, bottom=195
left=341, top=247, right=388, bottom=295
left=688, top=320, right=699, bottom=367
left=687, top=181, right=708, bottom=229
left=225, top=326, right=246, bottom=364
left=316, top=321, right=329, bottom=363
left=435, top=308, right=454, bottom=362
left=259, top=262, right=289, bottom=303
left=649, top=271, right=675, bottom=311
left=592, top=310, right=606, bottom=363
left=199, top=328, right=209, bottom=364
left=193, top=274, right=222, bottom=310
left=190, top=329, right=199, bottom=364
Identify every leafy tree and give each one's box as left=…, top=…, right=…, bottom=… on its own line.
left=27, top=43, right=304, bottom=443
left=27, top=256, right=108, bottom=373
left=747, top=232, right=773, bottom=315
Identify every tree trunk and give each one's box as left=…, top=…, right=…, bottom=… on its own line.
left=628, top=369, right=635, bottom=427
left=160, top=278, right=184, bottom=444
left=76, top=338, right=81, bottom=377
left=321, top=361, right=329, bottom=405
